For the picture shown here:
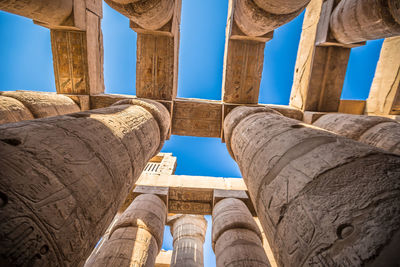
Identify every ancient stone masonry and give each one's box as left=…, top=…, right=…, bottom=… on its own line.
left=85, top=194, right=167, bottom=267
left=212, top=198, right=270, bottom=267
left=224, top=106, right=400, bottom=266
left=0, top=91, right=80, bottom=124
left=0, top=99, right=170, bottom=266
left=312, top=113, right=400, bottom=154
left=168, top=215, right=207, bottom=267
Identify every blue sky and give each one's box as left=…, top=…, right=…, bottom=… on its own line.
left=0, top=1, right=384, bottom=266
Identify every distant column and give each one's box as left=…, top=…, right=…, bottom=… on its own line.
left=312, top=113, right=400, bottom=154
left=330, top=0, right=400, bottom=44
left=85, top=194, right=167, bottom=267
left=168, top=215, right=207, bottom=267
left=224, top=106, right=400, bottom=266
left=212, top=198, right=270, bottom=267
left=0, top=99, right=170, bottom=266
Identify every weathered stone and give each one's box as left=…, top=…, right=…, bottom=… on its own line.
left=290, top=0, right=351, bottom=112
left=0, top=0, right=73, bottom=26
left=85, top=194, right=167, bottom=267
left=366, top=36, right=400, bottom=116
left=0, top=95, right=34, bottom=124
left=224, top=106, right=400, bottom=266
left=168, top=215, right=207, bottom=267
left=330, top=0, right=400, bottom=44
left=212, top=198, right=270, bottom=267
left=0, top=100, right=170, bottom=266
left=313, top=113, right=400, bottom=154
left=0, top=90, right=80, bottom=119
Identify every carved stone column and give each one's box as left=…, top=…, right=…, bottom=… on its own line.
left=168, top=215, right=207, bottom=267
left=224, top=106, right=400, bottom=266
left=212, top=198, right=270, bottom=267
left=0, top=91, right=80, bottom=124
left=0, top=0, right=73, bottom=26
left=312, top=113, right=400, bottom=154
left=330, top=0, right=400, bottom=44
left=0, top=99, right=170, bottom=266
left=85, top=194, right=167, bottom=267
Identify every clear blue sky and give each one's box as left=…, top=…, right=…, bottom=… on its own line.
left=0, top=1, right=384, bottom=266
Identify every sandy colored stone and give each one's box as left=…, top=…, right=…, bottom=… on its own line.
left=86, top=194, right=167, bottom=267
left=0, top=95, right=34, bottom=124
left=224, top=106, right=400, bottom=266
left=0, top=100, right=170, bottom=266
left=366, top=36, right=400, bottom=115
left=313, top=113, right=400, bottom=154
left=0, top=90, right=80, bottom=118
left=330, top=0, right=400, bottom=44
left=212, top=198, right=270, bottom=267
left=168, top=215, right=207, bottom=267
left=0, top=0, right=73, bottom=26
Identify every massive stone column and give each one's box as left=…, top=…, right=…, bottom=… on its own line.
left=224, top=106, right=400, bottom=266
left=85, top=194, right=167, bottom=267
left=168, top=215, right=207, bottom=267
left=0, top=0, right=73, bottom=26
left=0, top=91, right=80, bottom=124
left=312, top=113, right=400, bottom=154
left=212, top=198, right=270, bottom=267
left=0, top=99, right=170, bottom=266
left=330, top=0, right=400, bottom=44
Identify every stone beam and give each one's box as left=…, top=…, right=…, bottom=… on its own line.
left=90, top=94, right=303, bottom=138
left=50, top=1, right=104, bottom=95
left=222, top=0, right=310, bottom=105
left=155, top=250, right=172, bottom=267
left=366, top=37, right=400, bottom=116
left=330, top=0, right=400, bottom=44
left=131, top=174, right=248, bottom=215
left=105, top=0, right=181, bottom=100
left=290, top=0, right=363, bottom=112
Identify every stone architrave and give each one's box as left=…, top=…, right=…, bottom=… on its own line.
left=85, top=194, right=167, bottom=267
left=330, top=0, right=400, bottom=44
left=168, top=215, right=207, bottom=267
left=224, top=106, right=400, bottom=266
left=313, top=113, right=400, bottom=154
left=212, top=198, right=270, bottom=267
left=0, top=91, right=80, bottom=123
left=0, top=99, right=170, bottom=266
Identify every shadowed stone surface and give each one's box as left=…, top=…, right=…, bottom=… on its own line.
left=168, top=215, right=207, bottom=267
left=85, top=194, right=166, bottom=267
left=313, top=113, right=400, bottom=154
left=330, top=0, right=400, bottom=44
left=0, top=100, right=170, bottom=266
left=0, top=91, right=80, bottom=120
left=212, top=198, right=270, bottom=267
left=224, top=106, right=400, bottom=266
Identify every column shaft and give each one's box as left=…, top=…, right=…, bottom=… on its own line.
left=330, top=0, right=400, bottom=44
left=224, top=106, right=400, bottom=266
left=0, top=99, right=170, bottom=266
left=212, top=198, right=270, bottom=267
left=85, top=194, right=167, bottom=267
left=313, top=113, right=400, bottom=154
left=0, top=91, right=80, bottom=124
left=168, top=215, right=207, bottom=267
left=0, top=0, right=73, bottom=26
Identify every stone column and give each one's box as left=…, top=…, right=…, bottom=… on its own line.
left=212, top=198, right=270, bottom=267
left=224, top=106, right=400, bottom=266
left=0, top=99, right=170, bottom=266
left=0, top=0, right=73, bottom=26
left=313, top=113, right=400, bottom=154
left=167, top=215, right=207, bottom=267
left=0, top=91, right=80, bottom=124
left=330, top=0, right=400, bottom=44
left=85, top=194, right=167, bottom=267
